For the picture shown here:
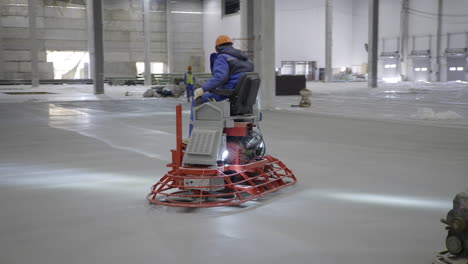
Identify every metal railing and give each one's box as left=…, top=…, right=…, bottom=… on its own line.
left=150, top=73, right=212, bottom=85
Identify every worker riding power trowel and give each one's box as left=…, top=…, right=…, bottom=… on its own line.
left=433, top=190, right=468, bottom=264
left=147, top=73, right=297, bottom=207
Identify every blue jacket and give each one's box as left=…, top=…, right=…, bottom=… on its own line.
left=202, top=47, right=254, bottom=93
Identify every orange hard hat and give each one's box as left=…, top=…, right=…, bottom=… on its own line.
left=215, top=35, right=233, bottom=47
left=187, top=65, right=192, bottom=70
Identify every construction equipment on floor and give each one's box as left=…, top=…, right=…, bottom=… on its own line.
left=433, top=190, right=468, bottom=264
left=291, top=88, right=311, bottom=108
left=147, top=72, right=297, bottom=207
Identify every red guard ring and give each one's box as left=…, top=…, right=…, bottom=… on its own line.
left=146, top=104, right=297, bottom=207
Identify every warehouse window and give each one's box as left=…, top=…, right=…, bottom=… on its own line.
left=136, top=62, right=165, bottom=75
left=43, top=0, right=85, bottom=8
left=457, top=67, right=464, bottom=71
left=280, top=62, right=295, bottom=75
left=295, top=63, right=307, bottom=75
left=223, top=0, right=240, bottom=16
left=47, top=50, right=89, bottom=79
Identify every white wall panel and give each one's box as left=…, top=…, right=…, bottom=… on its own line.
left=43, top=7, right=86, bottom=19
left=43, top=39, right=87, bottom=50
left=276, top=0, right=326, bottom=68
left=1, top=16, right=29, bottom=28
left=170, top=0, right=204, bottom=72
left=333, top=0, right=354, bottom=68
left=276, top=0, right=355, bottom=69
left=202, top=0, right=241, bottom=72
left=351, top=0, right=368, bottom=66
left=1, top=5, right=29, bottom=16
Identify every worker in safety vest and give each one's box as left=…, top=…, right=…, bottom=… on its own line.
left=184, top=66, right=195, bottom=102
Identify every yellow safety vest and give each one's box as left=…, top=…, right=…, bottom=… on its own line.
left=185, top=72, right=194, bottom=85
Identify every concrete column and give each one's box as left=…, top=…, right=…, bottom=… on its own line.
left=446, top=33, right=451, bottom=50
left=240, top=0, right=254, bottom=58
left=465, top=32, right=468, bottom=49
left=84, top=62, right=89, bottom=78
left=240, top=0, right=248, bottom=41
left=86, top=0, right=94, bottom=79
left=143, top=0, right=151, bottom=86
left=87, top=0, right=104, bottom=94
left=28, top=0, right=39, bottom=87
left=400, top=0, right=409, bottom=81
left=429, top=35, right=433, bottom=51
left=0, top=13, right=4, bottom=80
left=466, top=32, right=468, bottom=82
left=325, top=0, right=333, bottom=82
left=368, top=0, right=379, bottom=88
left=436, top=0, right=443, bottom=81
left=253, top=0, right=275, bottom=110
left=165, top=0, right=174, bottom=73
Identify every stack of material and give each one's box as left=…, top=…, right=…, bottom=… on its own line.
left=334, top=68, right=367, bottom=81
left=143, top=83, right=186, bottom=98
left=291, top=88, right=311, bottom=108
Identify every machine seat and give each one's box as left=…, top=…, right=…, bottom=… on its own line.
left=212, top=72, right=261, bottom=116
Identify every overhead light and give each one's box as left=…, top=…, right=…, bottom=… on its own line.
left=171, top=11, right=203, bottom=14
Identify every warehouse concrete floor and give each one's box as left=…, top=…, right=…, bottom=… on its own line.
left=277, top=81, right=468, bottom=127
left=0, top=94, right=467, bottom=264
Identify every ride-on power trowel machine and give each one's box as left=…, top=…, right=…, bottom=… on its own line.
left=147, top=73, right=297, bottom=207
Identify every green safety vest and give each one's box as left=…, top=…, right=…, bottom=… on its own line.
left=185, top=72, right=194, bottom=85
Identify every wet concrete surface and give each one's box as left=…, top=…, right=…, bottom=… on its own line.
left=277, top=81, right=468, bottom=127
left=0, top=100, right=467, bottom=264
